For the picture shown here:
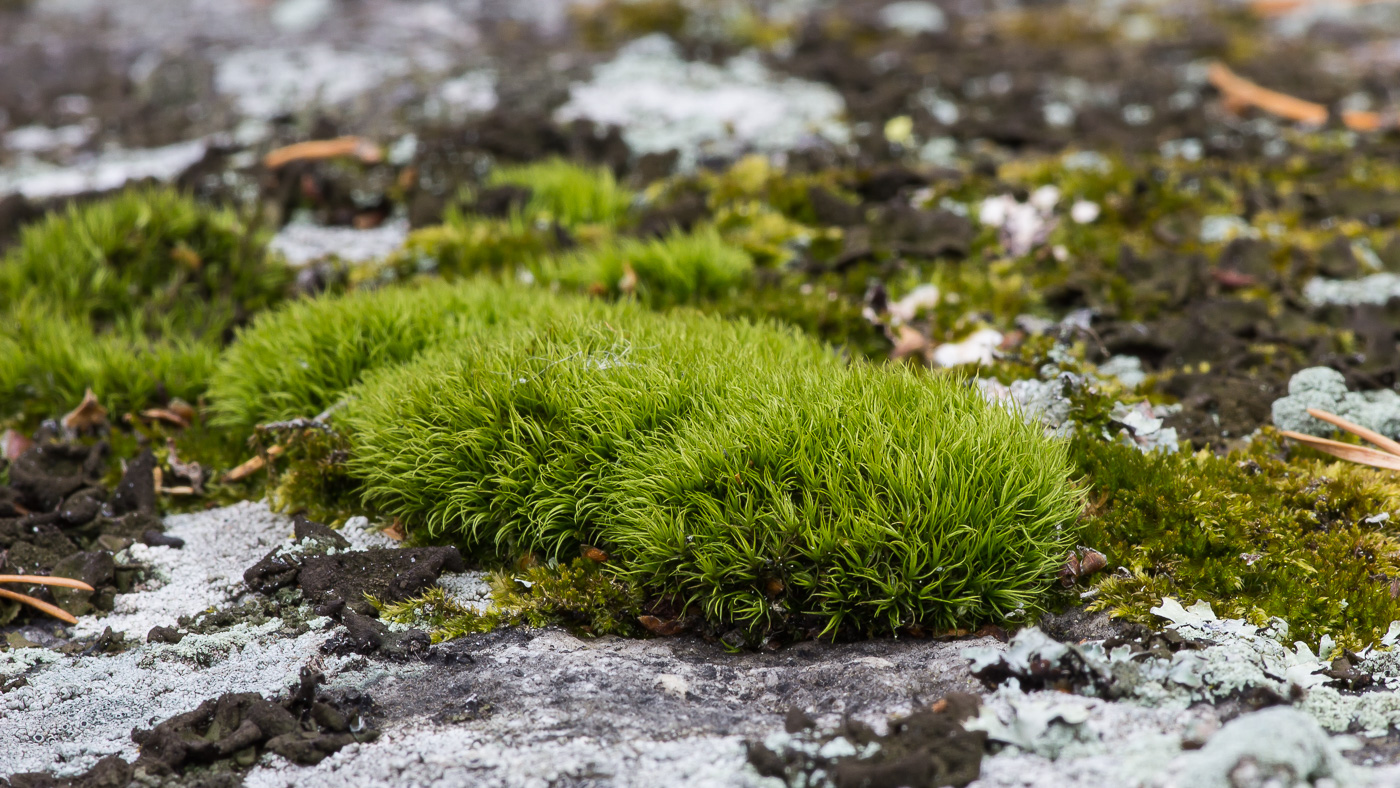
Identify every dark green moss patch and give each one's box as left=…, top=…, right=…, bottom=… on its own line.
left=1075, top=430, right=1400, bottom=649
left=377, top=557, right=644, bottom=641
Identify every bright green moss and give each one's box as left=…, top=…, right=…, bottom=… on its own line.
left=0, top=305, right=217, bottom=422
left=1076, top=430, right=1400, bottom=649
left=366, top=210, right=560, bottom=286
left=208, top=282, right=573, bottom=433
left=0, top=187, right=288, bottom=338
left=338, top=283, right=1081, bottom=638
left=0, top=188, right=288, bottom=422
left=538, top=225, right=754, bottom=307
left=488, top=158, right=634, bottom=228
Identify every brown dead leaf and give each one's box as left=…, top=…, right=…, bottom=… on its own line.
left=141, top=408, right=191, bottom=429
left=890, top=324, right=930, bottom=360
left=2, top=429, right=33, bottom=462
left=618, top=264, right=638, bottom=296
left=1077, top=548, right=1108, bottom=577
left=382, top=519, right=407, bottom=542
left=637, top=615, right=686, bottom=636
left=62, top=389, right=108, bottom=432
left=581, top=545, right=609, bottom=563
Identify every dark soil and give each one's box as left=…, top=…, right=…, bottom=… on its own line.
left=0, top=442, right=172, bottom=629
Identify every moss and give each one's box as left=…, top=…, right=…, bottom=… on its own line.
left=208, top=282, right=565, bottom=434
left=0, top=187, right=287, bottom=338
left=1076, top=430, right=1400, bottom=649
left=573, top=0, right=689, bottom=50
left=0, top=188, right=287, bottom=422
left=378, top=557, right=643, bottom=640
left=538, top=224, right=754, bottom=307
left=0, top=306, right=218, bottom=423
left=363, top=211, right=560, bottom=286
left=340, top=282, right=1081, bottom=639
left=488, top=158, right=634, bottom=228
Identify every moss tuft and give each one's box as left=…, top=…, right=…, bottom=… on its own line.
left=0, top=187, right=286, bottom=338
left=334, top=282, right=1081, bottom=638
left=208, top=282, right=568, bottom=433
left=0, top=188, right=287, bottom=422
left=488, top=158, right=634, bottom=228
left=539, top=225, right=754, bottom=307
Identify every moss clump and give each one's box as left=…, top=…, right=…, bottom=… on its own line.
left=0, top=304, right=219, bottom=423
left=365, top=211, right=560, bottom=285
left=1076, top=430, right=1400, bottom=649
left=377, top=557, right=644, bottom=640
left=208, top=282, right=568, bottom=433
left=0, top=187, right=287, bottom=338
left=539, top=225, right=754, bottom=307
left=0, top=188, right=288, bottom=421
left=488, top=158, right=633, bottom=228
left=331, top=282, right=1080, bottom=638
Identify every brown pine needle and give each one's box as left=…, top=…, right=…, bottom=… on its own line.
left=0, top=574, right=96, bottom=591
left=1251, top=0, right=1400, bottom=18
left=1305, top=408, right=1400, bottom=457
left=263, top=137, right=383, bottom=170
left=1279, top=430, right=1400, bottom=472
left=0, top=588, right=78, bottom=625
left=1207, top=62, right=1396, bottom=133
left=1207, top=62, right=1328, bottom=126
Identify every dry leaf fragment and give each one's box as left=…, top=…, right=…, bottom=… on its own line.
left=1059, top=546, right=1108, bottom=586
left=263, top=136, right=383, bottom=170
left=62, top=389, right=108, bottom=432
left=2, top=429, right=33, bottom=462
left=382, top=519, right=406, bottom=542
left=637, top=615, right=686, bottom=636
left=141, top=408, right=191, bottom=429
left=890, top=324, right=931, bottom=360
